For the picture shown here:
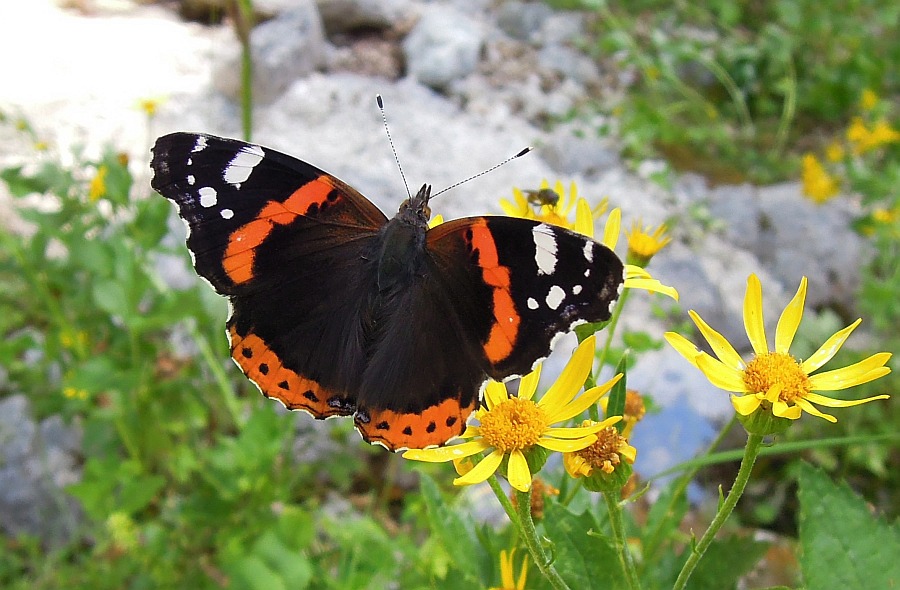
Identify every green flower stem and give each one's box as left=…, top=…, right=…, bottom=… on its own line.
left=643, top=415, right=736, bottom=562
left=672, top=433, right=764, bottom=590
left=487, top=476, right=572, bottom=590
left=604, top=491, right=641, bottom=590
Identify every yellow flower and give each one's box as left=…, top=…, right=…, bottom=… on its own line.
left=490, top=549, right=528, bottom=590
left=800, top=154, right=839, bottom=203
left=501, top=180, right=608, bottom=233
left=665, top=275, right=891, bottom=425
left=89, top=165, right=108, bottom=202
left=825, top=141, right=845, bottom=163
left=563, top=424, right=637, bottom=478
left=602, top=209, right=679, bottom=300
left=847, top=117, right=900, bottom=153
left=626, top=219, right=672, bottom=266
left=403, top=336, right=623, bottom=492
left=137, top=97, right=164, bottom=117
left=860, top=89, right=878, bottom=111
left=600, top=389, right=646, bottom=438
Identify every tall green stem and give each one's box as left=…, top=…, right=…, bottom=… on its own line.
left=604, top=491, right=641, bottom=590
left=672, top=433, right=764, bottom=590
left=486, top=476, right=572, bottom=590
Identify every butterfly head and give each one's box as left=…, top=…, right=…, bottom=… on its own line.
left=397, top=183, right=432, bottom=227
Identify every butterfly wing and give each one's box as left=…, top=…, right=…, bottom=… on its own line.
left=151, top=132, right=388, bottom=418
left=425, top=217, right=624, bottom=379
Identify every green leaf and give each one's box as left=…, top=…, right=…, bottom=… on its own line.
left=227, top=555, right=286, bottom=590
left=419, top=474, right=482, bottom=581
left=798, top=462, right=900, bottom=590
left=542, top=502, right=624, bottom=590
left=689, top=534, right=769, bottom=589
left=606, top=353, right=628, bottom=426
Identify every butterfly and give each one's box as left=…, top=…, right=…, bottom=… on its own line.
left=150, top=132, right=623, bottom=451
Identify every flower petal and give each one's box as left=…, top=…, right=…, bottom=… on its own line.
left=665, top=332, right=703, bottom=369
left=484, top=380, right=509, bottom=410
left=506, top=449, right=532, bottom=492
left=800, top=319, right=861, bottom=373
left=624, top=277, right=680, bottom=300
left=543, top=424, right=606, bottom=438
left=696, top=354, right=748, bottom=392
left=743, top=274, right=769, bottom=355
left=403, top=439, right=489, bottom=462
left=454, top=448, right=505, bottom=486
left=731, top=393, right=762, bottom=415
left=772, top=400, right=803, bottom=419
left=808, top=353, right=892, bottom=390
left=538, top=335, right=596, bottom=411
left=625, top=266, right=651, bottom=279
left=794, top=398, right=838, bottom=423
left=803, top=391, right=891, bottom=407
left=602, top=208, right=621, bottom=250
left=547, top=375, right=623, bottom=423
left=689, top=310, right=745, bottom=371
left=775, top=277, right=807, bottom=354
left=574, top=198, right=594, bottom=238
left=537, top=435, right=598, bottom=453
left=518, top=364, right=542, bottom=401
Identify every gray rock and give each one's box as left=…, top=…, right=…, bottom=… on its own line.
left=402, top=7, right=484, bottom=91
left=707, top=181, right=869, bottom=310
left=0, top=395, right=83, bottom=546
left=496, top=1, right=552, bottom=42
left=538, top=44, right=600, bottom=87
left=540, top=125, right=620, bottom=176
left=213, top=2, right=326, bottom=103
left=315, top=0, right=414, bottom=34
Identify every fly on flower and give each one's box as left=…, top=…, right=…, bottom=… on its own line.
left=665, top=274, right=891, bottom=433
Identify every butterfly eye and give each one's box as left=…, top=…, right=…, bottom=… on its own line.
left=422, top=204, right=431, bottom=219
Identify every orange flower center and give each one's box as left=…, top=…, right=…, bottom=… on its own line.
left=742, top=352, right=811, bottom=403
left=479, top=397, right=548, bottom=452
left=577, top=427, right=627, bottom=474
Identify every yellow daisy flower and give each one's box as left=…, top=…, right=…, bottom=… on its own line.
left=800, top=154, right=839, bottom=204
left=403, top=335, right=623, bottom=492
left=490, top=549, right=528, bottom=590
left=500, top=180, right=608, bottom=232
left=600, top=389, right=646, bottom=438
left=860, top=89, right=878, bottom=111
left=626, top=219, right=672, bottom=266
left=602, top=209, right=679, bottom=301
left=563, top=423, right=637, bottom=478
left=89, top=165, right=108, bottom=202
left=665, top=274, right=891, bottom=425
left=847, top=117, right=900, bottom=153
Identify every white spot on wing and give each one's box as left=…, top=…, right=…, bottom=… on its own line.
left=186, top=158, right=192, bottom=166
left=532, top=224, right=558, bottom=275
left=572, top=285, right=582, bottom=295
left=192, top=135, right=208, bottom=152
left=527, top=297, right=539, bottom=310
left=224, top=144, right=265, bottom=186
left=198, top=186, right=217, bottom=208
left=220, top=208, right=234, bottom=219
left=583, top=241, right=594, bottom=262
left=545, top=285, right=565, bottom=310
left=187, top=174, right=195, bottom=185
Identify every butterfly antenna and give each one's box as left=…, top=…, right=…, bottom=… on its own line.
left=431, top=146, right=532, bottom=199
left=377, top=95, right=412, bottom=200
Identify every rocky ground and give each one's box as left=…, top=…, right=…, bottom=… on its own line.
left=0, top=0, right=869, bottom=543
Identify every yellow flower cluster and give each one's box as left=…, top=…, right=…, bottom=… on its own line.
left=846, top=117, right=900, bottom=154
left=800, top=154, right=840, bottom=204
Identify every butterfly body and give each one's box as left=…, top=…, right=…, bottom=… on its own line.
left=151, top=132, right=624, bottom=451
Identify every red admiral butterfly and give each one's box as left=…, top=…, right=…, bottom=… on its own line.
left=150, top=132, right=623, bottom=451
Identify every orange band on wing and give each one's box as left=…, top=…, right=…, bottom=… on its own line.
left=356, top=397, right=475, bottom=451
left=228, top=326, right=353, bottom=418
left=223, top=176, right=336, bottom=284
left=469, top=220, right=520, bottom=364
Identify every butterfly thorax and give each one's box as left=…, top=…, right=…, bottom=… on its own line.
left=377, top=184, right=431, bottom=292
